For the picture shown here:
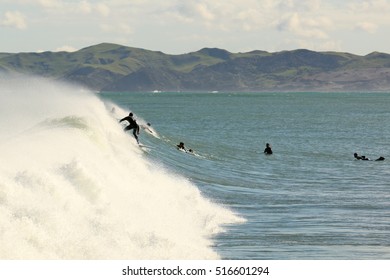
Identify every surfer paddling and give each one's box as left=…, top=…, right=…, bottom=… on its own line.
left=177, top=142, right=194, bottom=154
left=354, top=153, right=385, bottom=161
left=119, top=112, right=140, bottom=144
left=177, top=142, right=186, bottom=151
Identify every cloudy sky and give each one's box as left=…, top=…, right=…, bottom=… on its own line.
left=1, top=0, right=390, bottom=55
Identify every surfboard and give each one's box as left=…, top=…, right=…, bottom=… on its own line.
left=141, top=124, right=160, bottom=139
left=177, top=148, right=202, bottom=157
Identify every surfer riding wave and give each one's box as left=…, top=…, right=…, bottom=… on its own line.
left=119, top=112, right=140, bottom=144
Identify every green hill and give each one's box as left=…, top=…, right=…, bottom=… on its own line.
left=1, top=43, right=390, bottom=92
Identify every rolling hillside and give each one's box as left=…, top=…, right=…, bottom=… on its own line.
left=1, top=43, right=390, bottom=92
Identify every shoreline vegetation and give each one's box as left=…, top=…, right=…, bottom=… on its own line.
left=1, top=42, right=390, bottom=93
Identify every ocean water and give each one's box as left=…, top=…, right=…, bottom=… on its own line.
left=101, top=90, right=390, bottom=260
left=1, top=76, right=389, bottom=260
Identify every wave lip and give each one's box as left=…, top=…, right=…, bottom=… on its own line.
left=0, top=76, right=243, bottom=259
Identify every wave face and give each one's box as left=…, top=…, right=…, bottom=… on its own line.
left=0, top=76, right=241, bottom=259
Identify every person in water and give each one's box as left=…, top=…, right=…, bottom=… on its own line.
left=119, top=112, right=140, bottom=143
left=354, top=153, right=385, bottom=161
left=177, top=142, right=186, bottom=151
left=177, top=142, right=195, bottom=154
left=264, top=143, right=273, bottom=155
left=354, top=153, right=369, bottom=160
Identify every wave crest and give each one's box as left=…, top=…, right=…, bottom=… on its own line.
left=0, top=76, right=242, bottom=259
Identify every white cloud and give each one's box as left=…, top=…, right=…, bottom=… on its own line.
left=166, top=1, right=274, bottom=32
left=355, top=22, right=378, bottom=33
left=349, top=0, right=390, bottom=12
left=1, top=0, right=390, bottom=55
left=195, top=3, right=215, bottom=21
left=78, top=1, right=92, bottom=14
left=35, top=0, right=110, bottom=17
left=38, top=0, right=63, bottom=9
left=347, top=0, right=390, bottom=24
left=55, top=45, right=78, bottom=52
left=1, top=11, right=27, bottom=29
left=277, top=13, right=331, bottom=39
left=96, top=3, right=110, bottom=17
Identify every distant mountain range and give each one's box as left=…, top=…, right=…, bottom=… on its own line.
left=1, top=43, right=390, bottom=92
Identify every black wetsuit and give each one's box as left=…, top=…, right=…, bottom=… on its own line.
left=354, top=153, right=385, bottom=161
left=264, top=147, right=273, bottom=155
left=120, top=116, right=140, bottom=143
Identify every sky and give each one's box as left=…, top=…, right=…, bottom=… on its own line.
left=1, top=0, right=390, bottom=55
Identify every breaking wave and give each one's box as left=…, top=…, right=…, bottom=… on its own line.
left=0, top=76, right=242, bottom=259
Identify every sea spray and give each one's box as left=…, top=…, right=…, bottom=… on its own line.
left=0, top=76, right=243, bottom=259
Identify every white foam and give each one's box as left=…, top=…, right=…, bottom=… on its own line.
left=0, top=75, right=243, bottom=259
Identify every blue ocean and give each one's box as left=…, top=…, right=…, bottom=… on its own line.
left=1, top=76, right=389, bottom=259
left=103, top=91, right=390, bottom=260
